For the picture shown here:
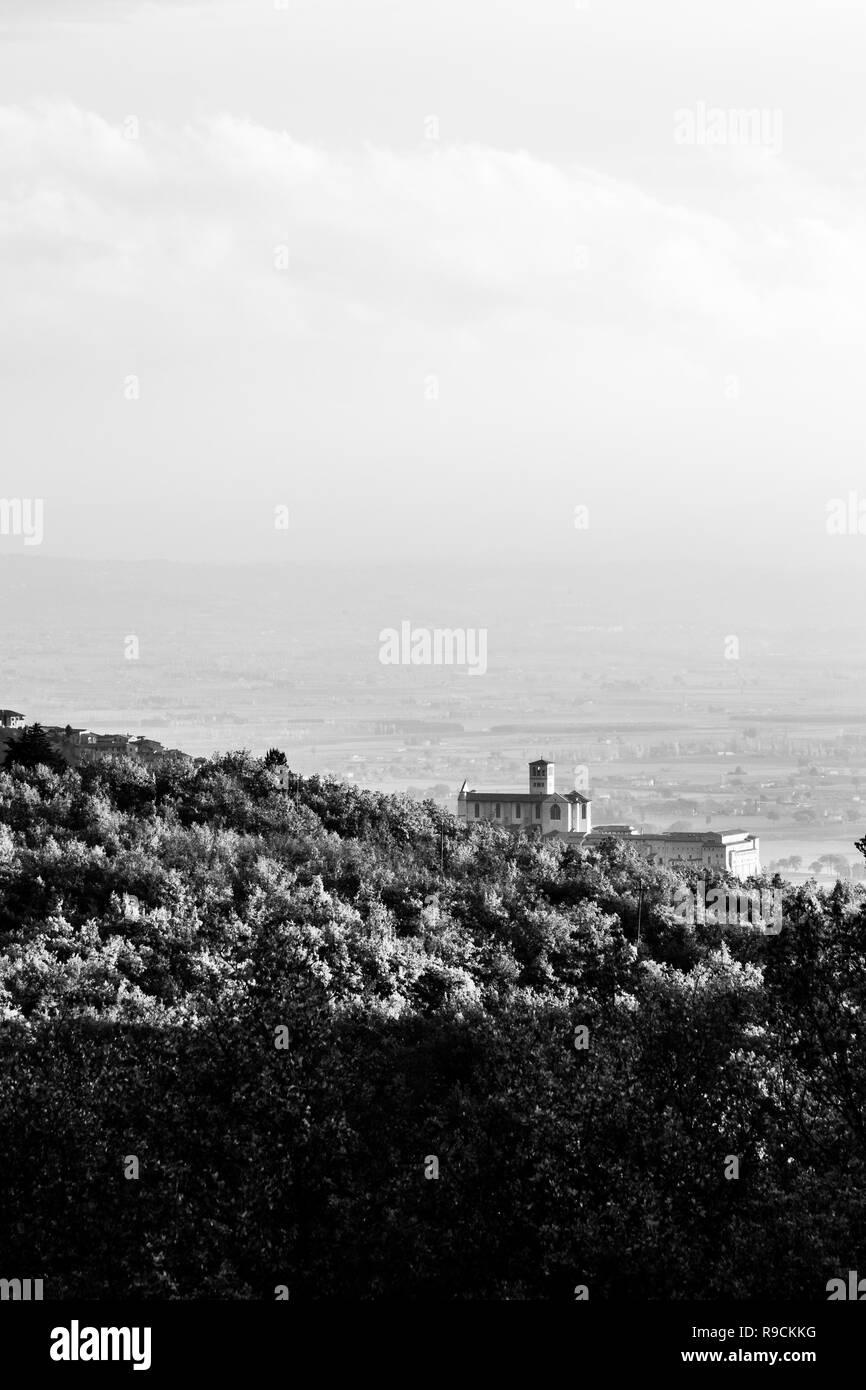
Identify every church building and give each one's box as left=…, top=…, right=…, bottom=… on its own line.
left=457, top=759, right=591, bottom=837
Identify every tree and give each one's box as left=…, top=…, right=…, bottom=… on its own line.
left=829, top=855, right=852, bottom=880
left=263, top=748, right=287, bottom=770
left=3, top=722, right=66, bottom=773
left=3, top=743, right=866, bottom=1298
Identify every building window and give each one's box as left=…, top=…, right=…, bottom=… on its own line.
left=535, top=803, right=541, bottom=820
left=474, top=803, right=480, bottom=817
left=550, top=804, right=561, bottom=821
left=515, top=803, right=521, bottom=818
left=495, top=803, right=501, bottom=818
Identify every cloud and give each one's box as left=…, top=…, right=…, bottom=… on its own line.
left=2, top=99, right=865, bottom=555
left=0, top=101, right=807, bottom=343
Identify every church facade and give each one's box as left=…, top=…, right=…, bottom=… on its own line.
left=457, top=759, right=591, bottom=837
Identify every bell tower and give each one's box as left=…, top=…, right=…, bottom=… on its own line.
left=529, top=759, right=554, bottom=795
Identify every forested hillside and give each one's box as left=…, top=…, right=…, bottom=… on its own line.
left=0, top=749, right=864, bottom=1298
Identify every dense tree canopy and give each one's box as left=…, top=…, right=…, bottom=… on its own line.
left=0, top=750, right=863, bottom=1298
left=3, top=721, right=67, bottom=775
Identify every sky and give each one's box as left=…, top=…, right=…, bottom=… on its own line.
left=2, top=0, right=866, bottom=569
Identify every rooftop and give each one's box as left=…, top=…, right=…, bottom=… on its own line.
left=460, top=787, right=590, bottom=804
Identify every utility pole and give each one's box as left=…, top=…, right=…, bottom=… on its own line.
left=636, top=877, right=643, bottom=950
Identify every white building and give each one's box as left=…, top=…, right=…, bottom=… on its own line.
left=586, top=826, right=761, bottom=880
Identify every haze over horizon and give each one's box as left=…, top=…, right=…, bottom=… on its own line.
left=2, top=0, right=866, bottom=572
left=2, top=0, right=864, bottom=872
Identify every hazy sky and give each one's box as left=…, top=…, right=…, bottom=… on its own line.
left=2, top=0, right=866, bottom=567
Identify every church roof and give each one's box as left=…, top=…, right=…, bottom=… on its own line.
left=459, top=788, right=590, bottom=804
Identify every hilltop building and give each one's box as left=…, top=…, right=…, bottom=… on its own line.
left=458, top=759, right=591, bottom=836
left=458, top=757, right=760, bottom=879
left=0, top=710, right=169, bottom=767
left=585, top=826, right=760, bottom=879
